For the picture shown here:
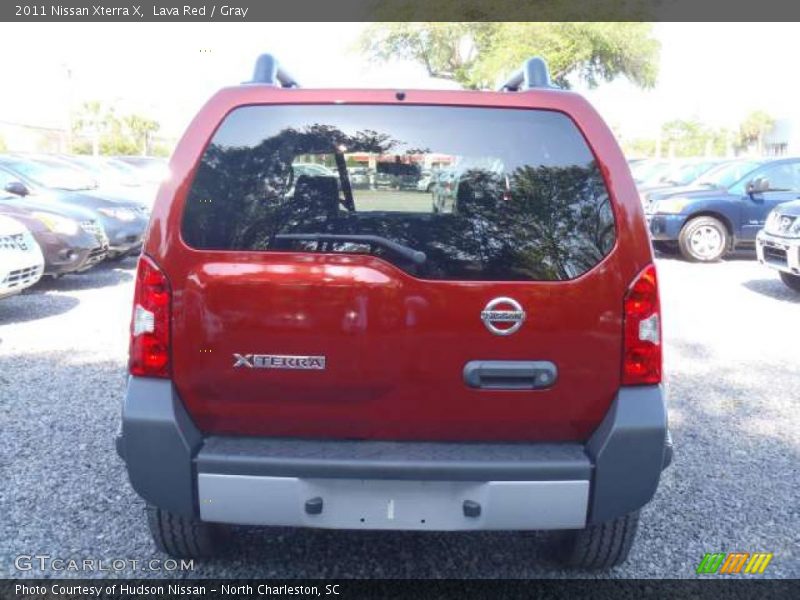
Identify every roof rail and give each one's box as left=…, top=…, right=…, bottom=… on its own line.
left=247, top=53, right=300, bottom=88
left=499, top=57, right=557, bottom=92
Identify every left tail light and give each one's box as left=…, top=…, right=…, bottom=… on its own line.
left=129, top=255, right=171, bottom=378
left=622, top=263, right=662, bottom=385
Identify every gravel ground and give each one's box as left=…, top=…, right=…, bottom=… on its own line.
left=0, top=254, right=798, bottom=579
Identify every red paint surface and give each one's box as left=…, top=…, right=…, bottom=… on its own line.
left=142, top=87, right=655, bottom=442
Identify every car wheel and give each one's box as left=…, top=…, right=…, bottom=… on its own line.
left=678, top=216, right=728, bottom=262
left=652, top=241, right=678, bottom=255
left=555, top=511, right=640, bottom=570
left=779, top=271, right=800, bottom=292
left=146, top=505, right=228, bottom=558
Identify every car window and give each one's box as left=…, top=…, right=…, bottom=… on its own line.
left=756, top=162, right=800, bottom=192
left=182, top=104, right=616, bottom=281
left=697, top=161, right=763, bottom=189
left=5, top=159, right=94, bottom=191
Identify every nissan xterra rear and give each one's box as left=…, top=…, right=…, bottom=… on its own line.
left=117, top=54, right=672, bottom=569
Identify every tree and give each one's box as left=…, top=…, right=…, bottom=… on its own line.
left=738, top=110, right=774, bottom=155
left=71, top=100, right=164, bottom=156
left=124, top=114, right=160, bottom=156
left=72, top=101, right=111, bottom=156
left=359, top=23, right=659, bottom=89
left=661, top=119, right=710, bottom=158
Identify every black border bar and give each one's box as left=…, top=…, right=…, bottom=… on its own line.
left=2, top=579, right=800, bottom=600
left=4, top=0, right=800, bottom=22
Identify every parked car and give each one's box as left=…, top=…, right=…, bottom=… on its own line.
left=0, top=214, right=44, bottom=298
left=117, top=54, right=670, bottom=570
left=57, top=154, right=159, bottom=208
left=630, top=159, right=673, bottom=186
left=645, top=157, right=800, bottom=261
left=113, top=156, right=170, bottom=185
left=0, top=170, right=108, bottom=276
left=416, top=170, right=435, bottom=192
left=347, top=166, right=371, bottom=189
left=431, top=168, right=458, bottom=212
left=637, top=159, right=723, bottom=202
left=756, top=201, right=800, bottom=292
left=0, top=156, right=148, bottom=260
left=292, top=162, right=337, bottom=179
left=433, top=159, right=504, bottom=214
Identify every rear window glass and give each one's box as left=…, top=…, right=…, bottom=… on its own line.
left=182, top=104, right=615, bottom=281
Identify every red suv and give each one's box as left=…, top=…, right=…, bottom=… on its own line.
left=117, top=55, right=671, bottom=569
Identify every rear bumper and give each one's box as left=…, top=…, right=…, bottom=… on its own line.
left=117, top=378, right=671, bottom=529
left=756, top=230, right=800, bottom=275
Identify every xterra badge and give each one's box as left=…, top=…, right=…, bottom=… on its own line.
left=233, top=354, right=326, bottom=370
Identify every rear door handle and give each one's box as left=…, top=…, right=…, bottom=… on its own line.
left=463, top=360, right=557, bottom=390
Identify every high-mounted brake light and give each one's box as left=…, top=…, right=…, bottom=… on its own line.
left=129, top=255, right=171, bottom=378
left=622, top=264, right=662, bottom=385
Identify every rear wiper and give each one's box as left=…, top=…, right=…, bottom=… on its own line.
left=274, top=233, right=427, bottom=265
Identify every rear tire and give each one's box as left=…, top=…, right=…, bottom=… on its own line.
left=678, top=216, right=728, bottom=262
left=555, top=511, right=640, bottom=570
left=779, top=271, right=800, bottom=292
left=146, top=505, right=227, bottom=558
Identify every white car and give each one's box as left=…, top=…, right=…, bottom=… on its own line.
left=0, top=215, right=45, bottom=299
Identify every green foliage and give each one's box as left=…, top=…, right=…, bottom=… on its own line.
left=624, top=138, right=657, bottom=158
left=71, top=100, right=161, bottom=156
left=359, top=22, right=660, bottom=89
left=737, top=110, right=774, bottom=152
left=658, top=120, right=731, bottom=158
left=661, top=119, right=709, bottom=157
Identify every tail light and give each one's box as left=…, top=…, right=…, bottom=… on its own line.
left=622, top=264, right=661, bottom=385
left=129, top=255, right=170, bottom=378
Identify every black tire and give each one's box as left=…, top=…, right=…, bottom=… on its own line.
left=678, top=216, right=729, bottom=262
left=652, top=241, right=678, bottom=255
left=556, top=511, right=640, bottom=570
left=779, top=271, right=800, bottom=292
left=146, top=505, right=227, bottom=558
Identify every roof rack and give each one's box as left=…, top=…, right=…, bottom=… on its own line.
left=499, top=57, right=557, bottom=92
left=246, top=53, right=299, bottom=88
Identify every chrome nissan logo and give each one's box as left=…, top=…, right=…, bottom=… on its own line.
left=480, top=297, right=526, bottom=336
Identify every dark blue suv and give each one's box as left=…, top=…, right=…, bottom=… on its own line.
left=645, top=157, right=800, bottom=261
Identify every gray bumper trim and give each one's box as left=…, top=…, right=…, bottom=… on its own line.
left=119, top=377, right=201, bottom=517
left=197, top=437, right=590, bottom=482
left=586, top=385, right=669, bottom=524
left=119, top=378, right=670, bottom=526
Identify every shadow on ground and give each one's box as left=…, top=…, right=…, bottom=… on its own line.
left=0, top=292, right=80, bottom=324
left=35, top=262, right=135, bottom=292
left=742, top=278, right=800, bottom=303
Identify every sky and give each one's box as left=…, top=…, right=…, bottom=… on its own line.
left=0, top=22, right=799, bottom=142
